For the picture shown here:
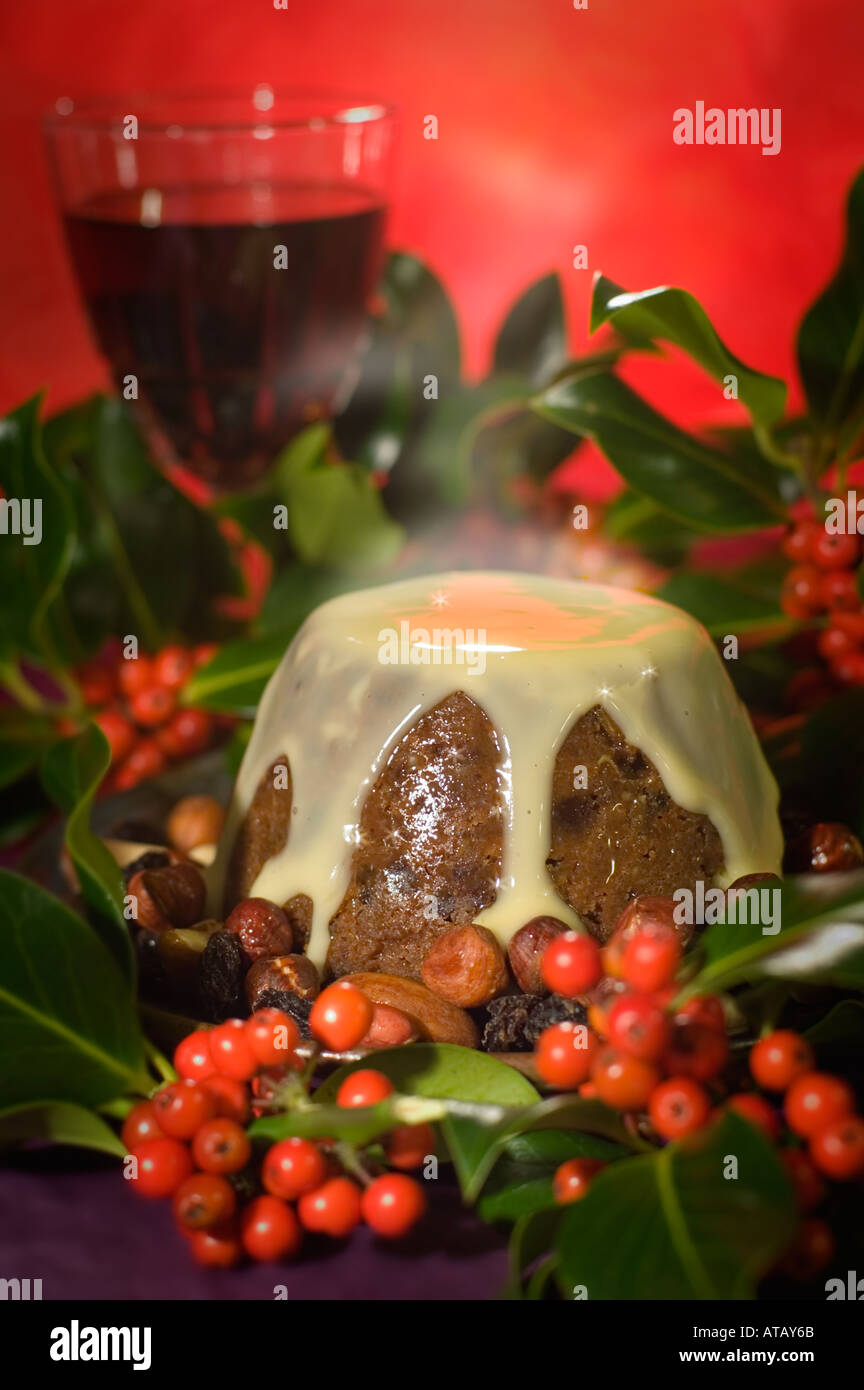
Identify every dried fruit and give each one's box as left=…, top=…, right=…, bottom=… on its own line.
left=785, top=822, right=864, bottom=874
left=507, top=916, right=568, bottom=994
left=200, top=930, right=248, bottom=1021
left=128, top=861, right=207, bottom=933
left=342, top=972, right=478, bottom=1048
left=245, top=954, right=320, bottom=1010
left=121, top=849, right=172, bottom=884
left=420, top=924, right=509, bottom=1007
left=481, top=992, right=588, bottom=1052
left=224, top=897, right=295, bottom=962
left=253, top=988, right=314, bottom=1039
left=167, top=795, right=226, bottom=854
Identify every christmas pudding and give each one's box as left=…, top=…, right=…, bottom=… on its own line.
left=210, top=571, right=783, bottom=979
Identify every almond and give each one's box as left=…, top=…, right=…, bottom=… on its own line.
left=421, top=924, right=509, bottom=1008
left=360, top=1004, right=420, bottom=1049
left=128, top=861, right=206, bottom=933
left=342, top=973, right=479, bottom=1048
left=507, top=916, right=569, bottom=994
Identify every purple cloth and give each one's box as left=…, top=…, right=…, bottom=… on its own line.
left=0, top=1159, right=508, bottom=1301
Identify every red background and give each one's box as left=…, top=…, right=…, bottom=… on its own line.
left=1, top=0, right=862, bottom=453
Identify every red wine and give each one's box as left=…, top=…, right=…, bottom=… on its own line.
left=64, top=184, right=386, bottom=486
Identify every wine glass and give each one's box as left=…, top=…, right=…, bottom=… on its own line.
left=45, top=87, right=396, bottom=488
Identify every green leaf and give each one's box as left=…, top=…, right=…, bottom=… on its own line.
left=315, top=1042, right=539, bottom=1106
left=0, top=870, right=147, bottom=1109
left=603, top=490, right=697, bottom=565
left=0, top=1101, right=125, bottom=1158
left=380, top=252, right=462, bottom=386
left=682, top=871, right=864, bottom=998
left=182, top=633, right=288, bottom=715
left=478, top=1129, right=626, bottom=1222
left=0, top=396, right=76, bottom=662
left=255, top=564, right=350, bottom=638
left=40, top=725, right=131, bottom=980
left=534, top=370, right=785, bottom=532
left=0, top=719, right=59, bottom=790
left=249, top=1096, right=446, bottom=1147
left=411, top=378, right=529, bottom=508
left=804, top=1000, right=864, bottom=1062
left=493, top=273, right=567, bottom=385
left=591, top=275, right=787, bottom=428
left=555, top=1113, right=793, bottom=1300
left=657, top=571, right=787, bottom=637
left=797, top=166, right=864, bottom=430
left=504, top=1208, right=563, bottom=1299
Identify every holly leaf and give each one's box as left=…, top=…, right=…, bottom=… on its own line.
left=0, top=1101, right=125, bottom=1158
left=493, top=273, right=567, bottom=386
left=555, top=1112, right=793, bottom=1300
left=657, top=570, right=788, bottom=637
left=315, top=1042, right=539, bottom=1106
left=591, top=275, right=787, bottom=428
left=797, top=165, right=864, bottom=432
left=182, top=634, right=288, bottom=716
left=478, top=1129, right=627, bottom=1222
left=40, top=724, right=131, bottom=980
left=0, top=871, right=148, bottom=1109
left=534, top=370, right=786, bottom=532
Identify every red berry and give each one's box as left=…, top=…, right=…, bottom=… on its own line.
left=245, top=1007, right=301, bottom=1069
left=552, top=1157, right=605, bottom=1204
left=831, top=609, right=864, bottom=641
left=121, top=1101, right=164, bottom=1150
left=174, top=1031, right=218, bottom=1082
left=785, top=1072, right=855, bottom=1138
left=749, top=1031, right=814, bottom=1092
left=187, top=1220, right=243, bottom=1268
left=240, top=1195, right=302, bottom=1262
left=534, top=1022, right=599, bottom=1088
left=591, top=1047, right=659, bottom=1110
left=727, top=1092, right=781, bottom=1142
left=811, top=529, right=860, bottom=570
left=809, top=1115, right=864, bottom=1180
left=309, top=982, right=373, bottom=1052
left=385, top=1123, right=436, bottom=1171
left=621, top=924, right=681, bottom=992
left=128, top=1137, right=194, bottom=1198
left=262, top=1138, right=327, bottom=1201
left=153, top=645, right=195, bottom=691
left=675, top=994, right=725, bottom=1032
left=173, top=1171, right=236, bottom=1230
left=781, top=520, right=820, bottom=564
left=191, top=1118, right=251, bottom=1175
left=540, top=932, right=602, bottom=996
left=113, top=738, right=166, bottom=789
left=649, top=1077, right=711, bottom=1139
left=361, top=1173, right=426, bottom=1238
left=298, top=1177, right=363, bottom=1237
left=781, top=565, right=825, bottom=619
left=94, top=708, right=136, bottom=762
left=156, top=707, right=214, bottom=759
left=832, top=649, right=864, bottom=685
left=780, top=1148, right=827, bottom=1212
left=130, top=684, right=177, bottom=729
left=817, top=624, right=856, bottom=663
left=602, top=896, right=678, bottom=979
left=822, top=568, right=860, bottom=612
left=607, top=992, right=671, bottom=1061
left=202, top=1075, right=251, bottom=1125
left=118, top=654, right=155, bottom=699
left=76, top=660, right=118, bottom=708
left=208, top=1018, right=259, bottom=1081
left=152, top=1080, right=217, bottom=1140
left=665, top=1017, right=729, bottom=1082
left=337, top=1069, right=394, bottom=1109
left=193, top=642, right=220, bottom=668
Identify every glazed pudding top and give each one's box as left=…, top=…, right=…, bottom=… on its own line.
left=211, top=571, right=783, bottom=968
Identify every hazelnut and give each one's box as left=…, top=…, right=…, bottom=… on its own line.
left=360, top=1004, right=420, bottom=1049
left=128, top=861, right=206, bottom=932
left=245, top=954, right=320, bottom=1010
left=225, top=897, right=295, bottom=962
left=421, top=923, right=509, bottom=1008
left=167, top=795, right=226, bottom=854
left=785, top=823, right=864, bottom=874
left=508, top=916, right=569, bottom=994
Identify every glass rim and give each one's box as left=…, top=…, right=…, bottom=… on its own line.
left=43, top=87, right=398, bottom=136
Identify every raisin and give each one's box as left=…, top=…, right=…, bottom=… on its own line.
left=253, top=988, right=313, bottom=1040
left=123, top=850, right=171, bottom=884
left=481, top=991, right=589, bottom=1052
left=523, top=993, right=588, bottom=1043
left=199, top=930, right=248, bottom=1021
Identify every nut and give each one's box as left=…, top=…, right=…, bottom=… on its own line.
left=166, top=795, right=226, bottom=854
left=785, top=823, right=864, bottom=874
left=421, top=924, right=509, bottom=1007
left=128, top=861, right=206, bottom=933
left=508, top=916, right=569, bottom=994
left=603, top=894, right=690, bottom=976
left=360, top=1004, right=419, bottom=1049
left=225, top=897, right=295, bottom=962
left=245, top=954, right=321, bottom=1010
left=156, top=921, right=221, bottom=989
left=343, top=972, right=478, bottom=1048
left=282, top=894, right=313, bottom=952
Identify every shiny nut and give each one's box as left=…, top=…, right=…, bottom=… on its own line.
left=359, top=1004, right=419, bottom=1049
left=421, top=923, right=509, bottom=1008
left=343, top=972, right=478, bottom=1048
left=156, top=921, right=221, bottom=988
left=785, top=823, right=864, bottom=874
left=245, top=954, right=321, bottom=1010
left=167, top=795, right=226, bottom=855
left=508, top=916, right=569, bottom=995
left=225, top=897, right=295, bottom=962
left=128, top=861, right=206, bottom=933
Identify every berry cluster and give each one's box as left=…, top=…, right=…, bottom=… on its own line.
left=124, top=985, right=428, bottom=1267
left=70, top=641, right=228, bottom=789
left=780, top=514, right=864, bottom=687
left=534, top=897, right=864, bottom=1279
